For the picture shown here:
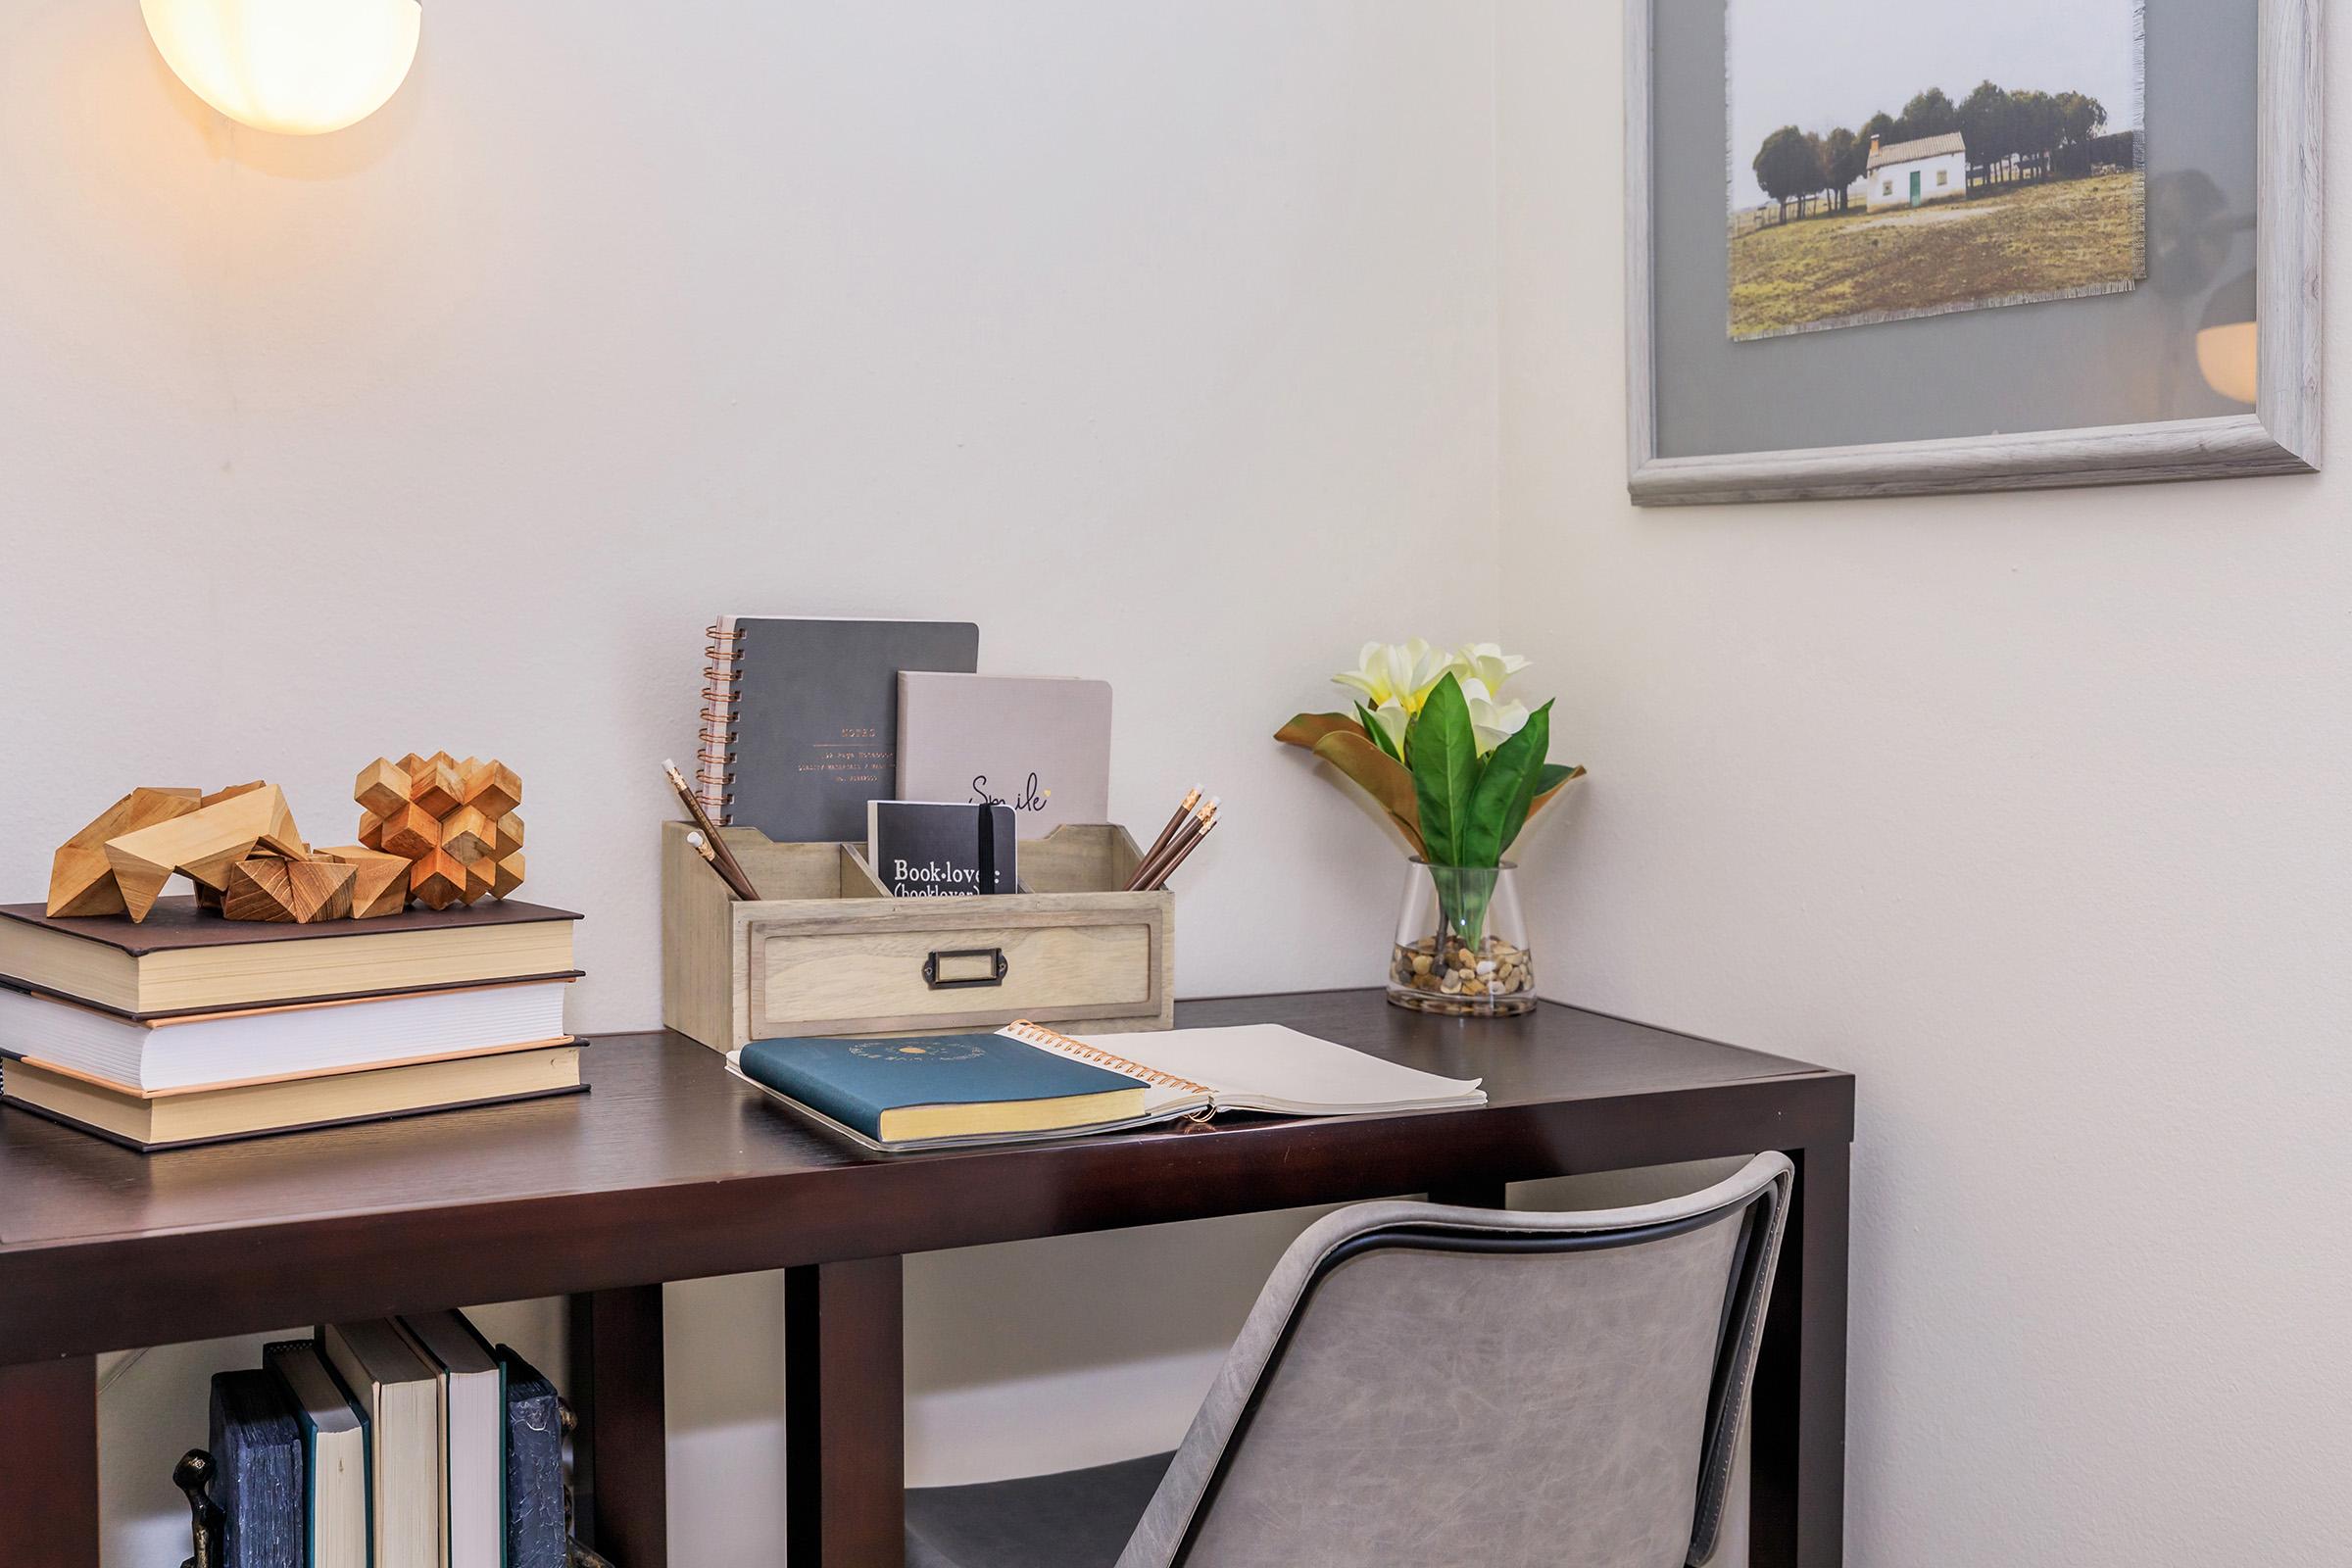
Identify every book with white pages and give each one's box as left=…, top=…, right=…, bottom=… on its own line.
left=320, top=1319, right=445, bottom=1568
left=264, top=1339, right=371, bottom=1568
left=397, top=1310, right=506, bottom=1568
left=0, top=976, right=573, bottom=1095
left=727, top=1019, right=1486, bottom=1152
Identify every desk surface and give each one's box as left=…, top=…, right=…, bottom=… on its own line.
left=0, top=989, right=1851, bottom=1362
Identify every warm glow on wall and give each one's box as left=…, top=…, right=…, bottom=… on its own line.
left=141, top=0, right=422, bottom=135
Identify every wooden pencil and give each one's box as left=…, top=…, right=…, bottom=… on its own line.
left=1145, top=807, right=1218, bottom=890
left=665, top=760, right=760, bottom=899
left=1137, top=787, right=1202, bottom=871
left=1129, top=798, right=1215, bottom=891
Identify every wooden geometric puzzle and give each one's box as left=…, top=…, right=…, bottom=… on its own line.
left=312, top=845, right=414, bottom=919
left=349, top=753, right=527, bottom=911
left=46, top=787, right=202, bottom=916
left=100, top=784, right=307, bottom=922
left=223, top=856, right=357, bottom=924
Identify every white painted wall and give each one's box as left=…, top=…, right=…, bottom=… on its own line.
left=0, top=2, right=1502, bottom=1561
left=1500, top=3, right=2352, bottom=1563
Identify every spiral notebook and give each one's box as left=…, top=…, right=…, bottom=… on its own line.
left=727, top=1018, right=1487, bottom=1152
left=697, top=616, right=980, bottom=843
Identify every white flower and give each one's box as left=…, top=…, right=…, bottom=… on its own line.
left=1365, top=700, right=1410, bottom=753
left=1334, top=640, right=1451, bottom=716
left=1459, top=677, right=1531, bottom=755
left=1450, top=643, right=1530, bottom=698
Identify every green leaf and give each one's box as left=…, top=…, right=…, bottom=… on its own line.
left=1356, top=704, right=1404, bottom=763
left=1460, top=702, right=1551, bottom=866
left=1408, top=673, right=1478, bottom=866
left=1310, top=730, right=1426, bottom=857
left=1523, top=762, right=1586, bottom=828
left=1275, top=712, right=1364, bottom=751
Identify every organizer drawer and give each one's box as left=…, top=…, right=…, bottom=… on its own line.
left=662, top=821, right=1176, bottom=1051
left=748, top=904, right=1160, bottom=1038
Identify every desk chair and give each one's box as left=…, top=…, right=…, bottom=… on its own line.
left=905, top=1151, right=1792, bottom=1568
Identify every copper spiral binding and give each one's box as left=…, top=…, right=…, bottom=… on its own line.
left=696, top=621, right=743, bottom=821
left=1003, top=1019, right=1212, bottom=1098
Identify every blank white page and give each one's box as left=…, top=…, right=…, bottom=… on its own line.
left=1065, top=1024, right=1484, bottom=1116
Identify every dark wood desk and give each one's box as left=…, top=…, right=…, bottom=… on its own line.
left=0, top=990, right=1853, bottom=1568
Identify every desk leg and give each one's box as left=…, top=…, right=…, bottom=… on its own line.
left=0, top=1355, right=98, bottom=1566
left=784, top=1257, right=905, bottom=1568
left=1749, top=1143, right=1850, bottom=1568
left=567, top=1287, right=668, bottom=1568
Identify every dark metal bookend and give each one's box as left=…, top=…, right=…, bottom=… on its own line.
left=173, top=1449, right=224, bottom=1568
left=558, top=1398, right=617, bottom=1568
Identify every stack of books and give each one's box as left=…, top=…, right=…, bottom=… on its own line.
left=0, top=896, right=583, bottom=1150
left=209, top=1309, right=567, bottom=1568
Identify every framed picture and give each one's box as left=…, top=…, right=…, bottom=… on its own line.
left=1626, top=0, right=2321, bottom=505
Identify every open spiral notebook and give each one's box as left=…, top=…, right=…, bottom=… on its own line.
left=727, top=1019, right=1486, bottom=1152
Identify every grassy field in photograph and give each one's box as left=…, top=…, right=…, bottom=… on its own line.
left=1729, top=172, right=2145, bottom=340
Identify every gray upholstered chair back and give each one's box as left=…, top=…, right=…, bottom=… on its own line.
left=1115, top=1152, right=1793, bottom=1568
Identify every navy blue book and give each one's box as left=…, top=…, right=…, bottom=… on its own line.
left=733, top=1023, right=1163, bottom=1150
left=209, top=1370, right=304, bottom=1568
left=495, top=1348, right=566, bottom=1568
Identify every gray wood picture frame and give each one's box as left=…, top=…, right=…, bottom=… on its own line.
left=1626, top=0, right=2323, bottom=506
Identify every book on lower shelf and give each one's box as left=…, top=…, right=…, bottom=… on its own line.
left=0, top=899, right=588, bottom=1150
left=729, top=1018, right=1487, bottom=1152
left=206, top=1315, right=566, bottom=1568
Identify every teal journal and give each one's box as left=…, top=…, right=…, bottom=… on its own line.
left=737, top=1031, right=1149, bottom=1146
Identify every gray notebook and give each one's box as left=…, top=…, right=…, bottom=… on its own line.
left=702, top=616, right=979, bottom=844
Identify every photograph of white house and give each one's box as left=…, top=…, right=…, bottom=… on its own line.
left=1729, top=0, right=2146, bottom=339
left=1863, top=130, right=1968, bottom=210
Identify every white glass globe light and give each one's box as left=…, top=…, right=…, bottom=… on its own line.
left=141, top=0, right=422, bottom=136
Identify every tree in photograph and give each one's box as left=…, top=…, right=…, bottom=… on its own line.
left=1862, top=111, right=1900, bottom=150
left=2008, top=89, right=2064, bottom=180
left=2054, top=91, right=2109, bottom=146
left=1898, top=87, right=1958, bottom=140
left=1752, top=125, right=1823, bottom=223
left=1821, top=126, right=1866, bottom=212
left=1959, top=79, right=2016, bottom=184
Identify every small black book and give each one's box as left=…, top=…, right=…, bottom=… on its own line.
left=496, top=1347, right=567, bottom=1568
left=209, top=1370, right=304, bottom=1568
left=867, top=801, right=1017, bottom=897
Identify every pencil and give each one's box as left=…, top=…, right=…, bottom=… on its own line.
left=685, top=831, right=759, bottom=901
left=665, top=760, right=760, bottom=899
left=1130, top=797, right=1216, bottom=891
left=1137, top=786, right=1202, bottom=870
left=1146, top=806, right=1217, bottom=890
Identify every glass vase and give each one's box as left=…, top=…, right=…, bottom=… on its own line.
left=1387, top=859, right=1536, bottom=1017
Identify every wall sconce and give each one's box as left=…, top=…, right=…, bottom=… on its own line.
left=2195, top=270, right=2258, bottom=407
left=142, top=0, right=421, bottom=136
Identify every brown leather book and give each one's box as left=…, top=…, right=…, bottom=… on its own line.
left=0, top=898, right=580, bottom=1016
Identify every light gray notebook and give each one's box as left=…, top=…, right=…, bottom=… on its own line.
left=896, top=672, right=1112, bottom=840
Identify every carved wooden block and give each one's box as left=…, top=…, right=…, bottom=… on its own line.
left=411, top=760, right=464, bottom=819
left=491, top=851, right=526, bottom=901
left=315, top=845, right=412, bottom=919
left=103, top=785, right=306, bottom=921
left=410, top=850, right=468, bottom=911
left=354, top=752, right=527, bottom=906
left=201, top=781, right=268, bottom=808
left=223, top=856, right=355, bottom=924
left=46, top=787, right=202, bottom=917
left=354, top=760, right=412, bottom=819
left=441, top=806, right=493, bottom=865
left=463, top=760, right=522, bottom=821
left=378, top=804, right=441, bottom=861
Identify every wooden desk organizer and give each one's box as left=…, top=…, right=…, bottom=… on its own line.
left=662, top=819, right=1175, bottom=1051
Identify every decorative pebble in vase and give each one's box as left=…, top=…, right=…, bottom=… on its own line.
left=1389, top=860, right=1536, bottom=1016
